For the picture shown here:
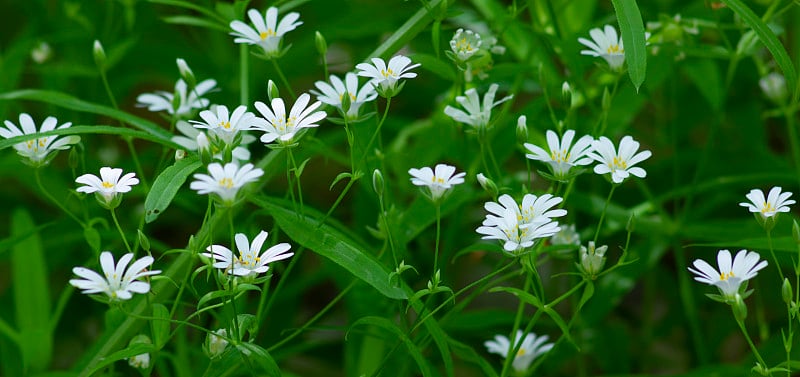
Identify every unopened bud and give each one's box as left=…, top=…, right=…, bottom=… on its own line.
left=561, top=81, right=571, bottom=102
left=205, top=328, right=229, bottom=358
left=792, top=220, right=800, bottom=245
left=137, top=230, right=151, bottom=252
left=175, top=149, right=186, bottom=161
left=601, top=87, right=612, bottom=111
left=516, top=115, right=528, bottom=144
left=579, top=241, right=607, bottom=278
left=759, top=72, right=787, bottom=103
left=176, top=58, right=196, bottom=89
left=93, top=40, right=106, bottom=71
left=782, top=278, right=793, bottom=305
left=733, top=293, right=748, bottom=321
left=267, top=80, right=280, bottom=102
left=372, top=169, right=384, bottom=198
left=476, top=173, right=498, bottom=198
left=315, top=31, right=327, bottom=57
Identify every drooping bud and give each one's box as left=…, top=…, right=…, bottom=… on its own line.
left=267, top=80, right=280, bottom=102
left=93, top=40, right=106, bottom=71
left=516, top=115, right=528, bottom=144
left=137, top=230, right=151, bottom=252
left=561, top=81, right=571, bottom=103
left=476, top=173, right=498, bottom=198
left=314, top=31, right=327, bottom=57
left=759, top=72, right=787, bottom=104
left=127, top=334, right=152, bottom=369
left=176, top=58, right=197, bottom=89
left=783, top=278, right=793, bottom=305
left=205, top=328, right=229, bottom=358
left=372, top=169, right=384, bottom=198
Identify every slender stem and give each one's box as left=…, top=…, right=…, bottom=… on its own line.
left=287, top=148, right=304, bottom=214
left=99, top=68, right=118, bottom=110
left=318, top=174, right=359, bottom=228
left=784, top=105, right=800, bottom=191
left=240, top=44, right=249, bottom=106
left=734, top=312, right=770, bottom=376
left=110, top=208, right=132, bottom=254
left=35, top=168, right=85, bottom=227
left=767, top=230, right=785, bottom=281
left=433, top=204, right=441, bottom=278
left=271, top=58, right=296, bottom=100
left=359, top=97, right=392, bottom=165
left=259, top=247, right=304, bottom=333
left=593, top=185, right=617, bottom=244
left=500, top=273, right=531, bottom=377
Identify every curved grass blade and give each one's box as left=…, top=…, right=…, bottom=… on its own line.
left=253, top=196, right=406, bottom=300
left=0, top=125, right=180, bottom=151
left=367, top=0, right=445, bottom=59
left=350, top=316, right=432, bottom=377
left=144, top=156, right=202, bottom=223
left=490, top=286, right=576, bottom=347
left=0, top=89, right=173, bottom=142
left=611, top=0, right=647, bottom=91
left=718, top=0, right=797, bottom=94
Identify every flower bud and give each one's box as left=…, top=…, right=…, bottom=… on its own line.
left=267, top=80, right=280, bottom=102
left=792, top=220, right=800, bottom=245
left=601, top=87, right=612, bottom=111
left=579, top=241, right=608, bottom=278
left=561, top=81, right=571, bottom=103
left=315, top=31, right=327, bottom=57
left=516, top=115, right=528, bottom=144
left=205, top=328, right=229, bottom=358
left=175, top=149, right=186, bottom=161
left=759, top=72, right=787, bottom=103
left=137, top=230, right=151, bottom=252
left=733, top=293, right=748, bottom=322
left=176, top=58, right=196, bottom=89
left=372, top=169, right=384, bottom=198
left=31, top=41, right=52, bottom=64
left=93, top=40, right=106, bottom=71
left=476, top=173, right=498, bottom=198
left=783, top=278, right=793, bottom=305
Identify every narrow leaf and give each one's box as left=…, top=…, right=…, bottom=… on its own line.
left=11, top=208, right=52, bottom=372
left=144, top=156, right=202, bottom=223
left=0, top=125, right=180, bottom=151
left=83, top=343, right=157, bottom=376
left=610, top=0, right=647, bottom=91
left=719, top=0, right=797, bottom=94
left=150, top=304, right=170, bottom=349
left=253, top=196, right=407, bottom=300
left=490, top=286, right=576, bottom=346
left=350, top=316, right=432, bottom=377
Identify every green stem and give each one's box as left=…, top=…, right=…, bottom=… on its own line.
left=271, top=58, right=296, bottom=101
left=735, top=312, right=770, bottom=375
left=318, top=174, right=359, bottom=228
left=110, top=208, right=132, bottom=254
left=767, top=230, right=785, bottom=281
left=593, top=185, right=617, bottom=244
left=35, top=168, right=85, bottom=227
left=433, top=204, right=441, bottom=278
left=359, top=97, right=392, bottom=165
left=500, top=272, right=532, bottom=377
left=99, top=68, right=118, bottom=110
left=784, top=105, right=800, bottom=191
left=240, top=44, right=249, bottom=106
left=287, top=148, right=304, bottom=214
left=259, top=247, right=304, bottom=334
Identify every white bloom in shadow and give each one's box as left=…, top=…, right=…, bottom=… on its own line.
left=444, top=83, right=512, bottom=130
left=136, top=78, right=216, bottom=116
left=740, top=187, right=794, bottom=218
left=0, top=113, right=80, bottom=166
left=484, top=330, right=554, bottom=372
left=688, top=249, right=768, bottom=299
left=70, top=251, right=161, bottom=301
left=311, top=72, right=377, bottom=120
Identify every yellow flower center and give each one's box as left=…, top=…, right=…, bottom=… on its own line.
left=550, top=149, right=570, bottom=163
left=517, top=348, right=527, bottom=357
left=219, top=177, right=234, bottom=189
left=259, top=29, right=275, bottom=40
left=219, top=121, right=232, bottom=130
left=761, top=202, right=775, bottom=215
left=380, top=68, right=395, bottom=78
left=720, top=271, right=735, bottom=281
left=102, top=181, right=114, bottom=189
left=609, top=156, right=628, bottom=170
left=456, top=37, right=474, bottom=53
left=607, top=44, right=622, bottom=54
left=431, top=176, right=445, bottom=184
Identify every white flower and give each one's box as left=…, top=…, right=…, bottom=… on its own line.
left=76, top=167, right=139, bottom=208
left=483, top=194, right=566, bottom=227
left=69, top=251, right=161, bottom=301
left=484, top=330, right=554, bottom=372
left=191, top=105, right=261, bottom=145
left=524, top=129, right=594, bottom=179
left=254, top=93, right=326, bottom=145
left=229, top=7, right=302, bottom=57
left=688, top=249, right=768, bottom=299
left=311, top=72, right=377, bottom=120
left=579, top=241, right=608, bottom=277
left=450, top=28, right=482, bottom=61
left=190, top=162, right=263, bottom=204
left=207, top=329, right=229, bottom=358
left=551, top=223, right=580, bottom=246
left=760, top=72, right=787, bottom=103
left=356, top=55, right=420, bottom=97
left=740, top=187, right=795, bottom=218
left=136, top=78, right=217, bottom=116
left=444, top=83, right=512, bottom=130
left=203, top=230, right=293, bottom=277
left=0, top=113, right=80, bottom=166
left=588, top=136, right=651, bottom=184
left=31, top=41, right=52, bottom=64
left=128, top=353, right=150, bottom=369
left=578, top=25, right=627, bottom=70
left=172, top=121, right=254, bottom=162
left=477, top=208, right=560, bottom=252
left=408, top=163, right=466, bottom=201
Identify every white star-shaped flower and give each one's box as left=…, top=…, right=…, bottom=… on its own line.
left=740, top=187, right=795, bottom=218
left=203, top=230, right=293, bottom=277
left=356, top=55, right=420, bottom=97
left=311, top=72, right=377, bottom=120
left=172, top=121, right=253, bottom=162
left=579, top=25, right=626, bottom=70
left=229, top=7, right=302, bottom=57
left=191, top=105, right=261, bottom=145
left=524, top=129, right=594, bottom=179
left=444, top=83, right=512, bottom=130
left=0, top=113, right=80, bottom=166
left=408, top=163, right=466, bottom=201
left=76, top=167, right=139, bottom=208
left=588, top=135, right=651, bottom=184
left=253, top=93, right=326, bottom=145
left=69, top=251, right=161, bottom=301
left=190, top=162, right=263, bottom=204
left=688, top=249, right=768, bottom=299
left=136, top=78, right=216, bottom=116
left=484, top=330, right=554, bottom=372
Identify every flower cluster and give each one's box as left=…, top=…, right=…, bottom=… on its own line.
left=477, top=193, right=565, bottom=253
left=203, top=230, right=293, bottom=277
left=0, top=113, right=80, bottom=167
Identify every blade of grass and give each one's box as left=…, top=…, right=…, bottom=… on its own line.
left=0, top=125, right=180, bottom=151
left=611, top=0, right=647, bottom=91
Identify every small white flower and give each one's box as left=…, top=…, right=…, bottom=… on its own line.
left=578, top=25, right=627, bottom=70
left=688, top=249, right=768, bottom=299
left=206, top=329, right=229, bottom=358
left=190, top=162, right=263, bottom=204
left=450, top=28, right=482, bottom=61
left=136, top=78, right=217, bottom=116
left=579, top=241, right=608, bottom=277
left=524, top=129, right=594, bottom=179
left=172, top=121, right=253, bottom=162
left=0, top=113, right=80, bottom=166
left=69, top=251, right=161, bottom=301
left=484, top=330, right=554, bottom=372
left=229, top=7, right=302, bottom=57
left=444, top=83, right=512, bottom=130
left=551, top=223, right=580, bottom=246
left=254, top=93, right=327, bottom=145
left=76, top=167, right=139, bottom=208
left=191, top=105, right=261, bottom=145
left=31, top=41, right=52, bottom=64
left=740, top=187, right=795, bottom=218
left=477, top=208, right=560, bottom=252
left=760, top=72, right=787, bottom=103
left=408, top=163, right=466, bottom=201
left=588, top=136, right=651, bottom=184
left=311, top=72, right=377, bottom=120
left=483, top=194, right=566, bottom=227
left=356, top=55, right=420, bottom=97
left=128, top=353, right=150, bottom=369
left=203, top=230, right=293, bottom=277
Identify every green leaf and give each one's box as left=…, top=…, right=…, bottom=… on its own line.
left=490, top=286, right=576, bottom=347
left=253, top=196, right=407, bottom=300
left=203, top=343, right=281, bottom=377
left=350, top=316, right=432, bottom=377
left=720, top=0, right=797, bottom=94
left=150, top=304, right=170, bottom=349
left=367, top=0, right=446, bottom=59
left=144, top=156, right=202, bottom=223
left=83, top=226, right=101, bottom=254
left=162, top=15, right=228, bottom=32
left=11, top=208, right=52, bottom=372
left=0, top=125, right=180, bottom=152
left=448, top=338, right=499, bottom=377
left=610, top=0, right=647, bottom=91
left=83, top=343, right=157, bottom=376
